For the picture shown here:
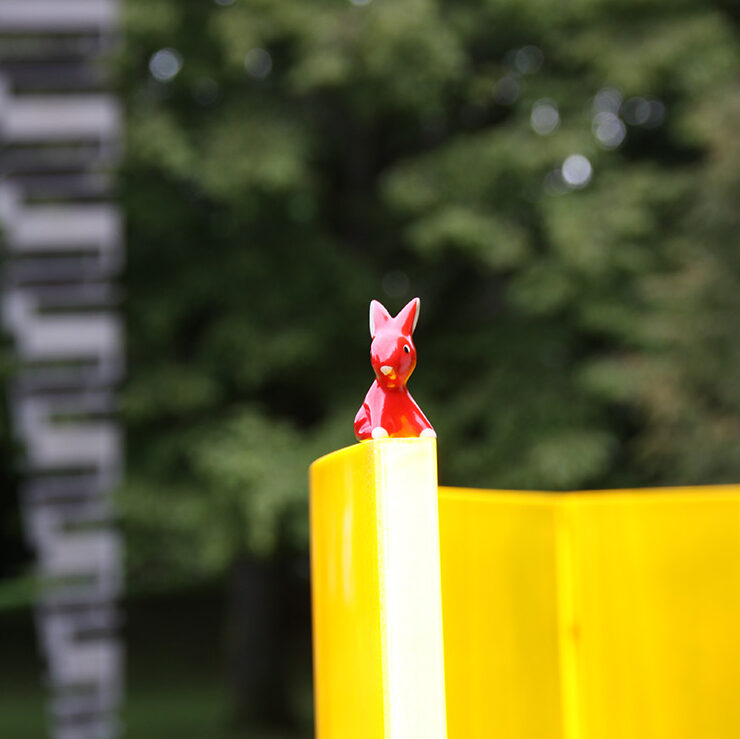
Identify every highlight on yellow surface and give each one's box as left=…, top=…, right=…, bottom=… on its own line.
left=309, top=438, right=447, bottom=739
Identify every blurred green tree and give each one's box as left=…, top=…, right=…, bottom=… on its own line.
left=120, top=0, right=740, bottom=583
left=118, top=12, right=740, bottom=723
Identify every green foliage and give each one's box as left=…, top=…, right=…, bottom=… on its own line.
left=120, top=0, right=740, bottom=586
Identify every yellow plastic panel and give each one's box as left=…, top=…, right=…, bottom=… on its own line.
left=565, top=487, right=740, bottom=739
left=439, top=489, right=564, bottom=739
left=438, top=485, right=740, bottom=739
left=310, top=438, right=447, bottom=739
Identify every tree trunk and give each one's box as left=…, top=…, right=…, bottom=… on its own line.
left=227, top=551, right=312, bottom=730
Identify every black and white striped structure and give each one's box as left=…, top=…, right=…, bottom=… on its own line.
left=0, top=2, right=124, bottom=737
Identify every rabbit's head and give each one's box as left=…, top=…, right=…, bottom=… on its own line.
left=369, top=298, right=420, bottom=389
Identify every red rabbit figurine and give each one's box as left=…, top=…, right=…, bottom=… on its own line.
left=354, top=297, right=436, bottom=441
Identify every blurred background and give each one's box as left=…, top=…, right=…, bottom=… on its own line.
left=2, top=0, right=740, bottom=736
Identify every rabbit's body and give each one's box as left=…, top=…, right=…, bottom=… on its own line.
left=354, top=297, right=435, bottom=441
left=354, top=380, right=432, bottom=439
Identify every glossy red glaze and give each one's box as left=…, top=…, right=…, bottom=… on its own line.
left=354, top=298, right=435, bottom=441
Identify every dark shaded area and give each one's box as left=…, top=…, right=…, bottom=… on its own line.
left=0, top=582, right=312, bottom=739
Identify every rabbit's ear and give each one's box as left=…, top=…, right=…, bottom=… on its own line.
left=397, top=297, right=421, bottom=335
left=369, top=300, right=392, bottom=338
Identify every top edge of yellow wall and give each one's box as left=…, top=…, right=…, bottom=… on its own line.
left=440, top=484, right=740, bottom=504
left=309, top=437, right=435, bottom=472
left=309, top=441, right=740, bottom=502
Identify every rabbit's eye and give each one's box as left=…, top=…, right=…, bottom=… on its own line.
left=403, top=345, right=411, bottom=354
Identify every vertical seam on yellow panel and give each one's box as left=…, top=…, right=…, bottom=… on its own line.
left=555, top=498, right=582, bottom=739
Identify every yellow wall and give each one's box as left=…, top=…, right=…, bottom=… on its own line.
left=440, top=486, right=740, bottom=739
left=310, top=439, right=447, bottom=739
left=310, top=442, right=385, bottom=739
left=439, top=490, right=564, bottom=739
left=310, top=439, right=740, bottom=739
